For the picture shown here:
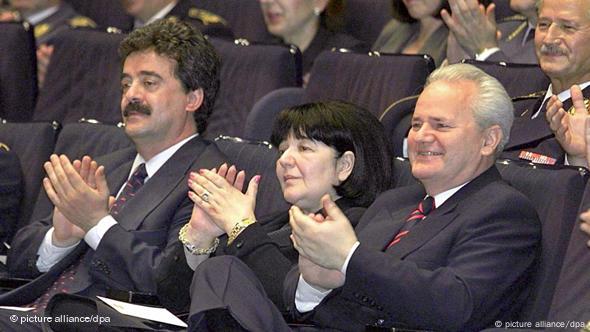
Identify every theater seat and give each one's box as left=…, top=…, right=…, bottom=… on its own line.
left=304, top=50, right=434, bottom=118
left=0, top=22, right=37, bottom=122
left=0, top=121, right=60, bottom=239
left=380, top=95, right=418, bottom=158
left=461, top=60, right=550, bottom=98
left=33, top=28, right=126, bottom=124
left=204, top=38, right=301, bottom=139
left=213, top=136, right=288, bottom=219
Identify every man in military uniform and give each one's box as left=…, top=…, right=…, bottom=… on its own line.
left=121, top=0, right=233, bottom=38
left=443, top=0, right=538, bottom=64
left=1, top=0, right=95, bottom=86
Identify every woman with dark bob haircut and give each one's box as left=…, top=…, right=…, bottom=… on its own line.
left=179, top=100, right=393, bottom=310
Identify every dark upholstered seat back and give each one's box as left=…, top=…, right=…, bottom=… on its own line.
left=205, top=38, right=301, bottom=139
left=0, top=22, right=37, bottom=122
left=304, top=50, right=434, bottom=118
left=343, top=0, right=391, bottom=46
left=33, top=29, right=126, bottom=124
left=0, top=121, right=59, bottom=237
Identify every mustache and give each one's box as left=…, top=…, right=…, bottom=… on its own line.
left=123, top=102, right=151, bottom=117
left=539, top=44, right=567, bottom=56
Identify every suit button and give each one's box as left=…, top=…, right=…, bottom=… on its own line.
left=375, top=319, right=385, bottom=326
left=361, top=296, right=369, bottom=303
left=235, top=241, right=243, bottom=248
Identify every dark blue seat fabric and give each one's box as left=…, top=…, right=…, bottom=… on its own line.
left=205, top=38, right=301, bottom=139
left=462, top=60, right=550, bottom=98
left=33, top=28, right=126, bottom=124
left=380, top=95, right=418, bottom=158
left=0, top=22, right=37, bottom=122
left=0, top=121, right=60, bottom=238
left=304, top=50, right=434, bottom=118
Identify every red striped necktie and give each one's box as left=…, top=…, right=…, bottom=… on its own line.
left=110, top=163, right=148, bottom=216
left=387, top=196, right=435, bottom=248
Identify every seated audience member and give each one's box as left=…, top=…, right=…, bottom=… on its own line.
left=174, top=101, right=393, bottom=311
left=443, top=0, right=538, bottom=64
left=121, top=0, right=232, bottom=38
left=187, top=63, right=541, bottom=331
left=259, top=0, right=367, bottom=81
left=0, top=0, right=96, bottom=87
left=0, top=144, right=23, bottom=248
left=372, top=0, right=453, bottom=67
left=0, top=17, right=226, bottom=331
left=502, top=0, right=590, bottom=166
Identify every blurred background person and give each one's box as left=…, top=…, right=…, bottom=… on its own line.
left=372, top=0, right=453, bottom=67
left=259, top=0, right=367, bottom=83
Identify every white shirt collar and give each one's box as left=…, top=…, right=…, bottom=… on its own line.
left=25, top=5, right=59, bottom=25
left=133, top=1, right=177, bottom=28
left=429, top=182, right=469, bottom=209
left=128, top=133, right=197, bottom=182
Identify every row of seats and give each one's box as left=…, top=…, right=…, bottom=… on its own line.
left=0, top=22, right=550, bottom=144
left=3, top=118, right=589, bottom=324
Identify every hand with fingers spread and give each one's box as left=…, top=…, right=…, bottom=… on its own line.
left=289, top=195, right=357, bottom=271
left=51, top=156, right=98, bottom=246
left=43, top=154, right=110, bottom=233
left=441, top=0, right=499, bottom=60
left=185, top=163, right=246, bottom=246
left=546, top=85, right=590, bottom=167
left=188, top=164, right=260, bottom=234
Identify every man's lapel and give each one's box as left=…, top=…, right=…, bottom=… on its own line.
left=115, top=137, right=207, bottom=230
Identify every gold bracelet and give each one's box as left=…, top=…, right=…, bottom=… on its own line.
left=178, top=223, right=219, bottom=255
left=227, top=217, right=256, bottom=245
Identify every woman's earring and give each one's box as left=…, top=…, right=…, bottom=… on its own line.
left=313, top=7, right=321, bottom=16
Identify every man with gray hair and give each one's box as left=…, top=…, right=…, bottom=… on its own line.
left=186, top=64, right=541, bottom=331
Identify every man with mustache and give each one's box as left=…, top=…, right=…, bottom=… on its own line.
left=501, top=0, right=590, bottom=166
left=0, top=17, right=226, bottom=331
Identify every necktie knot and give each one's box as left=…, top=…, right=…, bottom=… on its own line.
left=419, top=196, right=435, bottom=216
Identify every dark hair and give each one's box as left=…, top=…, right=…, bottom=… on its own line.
left=270, top=101, right=393, bottom=207
left=118, top=17, right=221, bottom=133
left=321, top=0, right=345, bottom=32
left=391, top=0, right=451, bottom=23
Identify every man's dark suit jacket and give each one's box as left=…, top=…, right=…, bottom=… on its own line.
left=0, top=148, right=23, bottom=247
left=502, top=85, right=590, bottom=163
left=283, top=166, right=541, bottom=331
left=2, top=136, right=226, bottom=306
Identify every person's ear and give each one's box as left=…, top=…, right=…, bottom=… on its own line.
left=336, top=151, right=355, bottom=182
left=185, top=88, right=204, bottom=113
left=313, top=0, right=329, bottom=14
left=481, top=125, right=502, bottom=156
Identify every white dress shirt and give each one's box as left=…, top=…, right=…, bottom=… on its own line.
left=36, top=134, right=197, bottom=272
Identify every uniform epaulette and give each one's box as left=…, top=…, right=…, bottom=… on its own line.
left=34, top=23, right=51, bottom=39
left=512, top=90, right=546, bottom=102
left=499, top=14, right=527, bottom=23
left=68, top=16, right=96, bottom=29
left=0, top=142, right=10, bottom=152
left=188, top=8, right=227, bottom=26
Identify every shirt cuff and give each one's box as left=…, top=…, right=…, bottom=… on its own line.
left=340, top=241, right=360, bottom=274
left=36, top=228, right=79, bottom=272
left=84, top=215, right=118, bottom=250
left=295, top=274, right=333, bottom=313
left=475, top=47, right=500, bottom=61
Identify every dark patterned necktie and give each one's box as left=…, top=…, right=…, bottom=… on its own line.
left=110, top=163, right=148, bottom=216
left=387, top=196, right=435, bottom=248
left=29, top=163, right=148, bottom=312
